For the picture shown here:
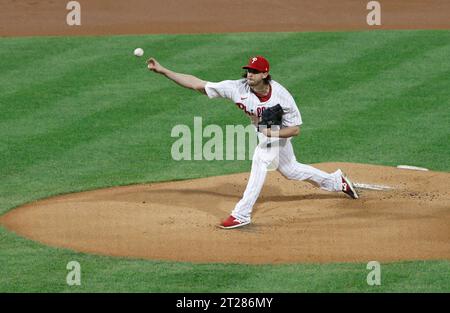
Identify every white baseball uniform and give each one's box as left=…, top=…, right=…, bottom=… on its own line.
left=205, top=79, right=343, bottom=223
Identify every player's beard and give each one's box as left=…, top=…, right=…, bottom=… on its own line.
left=247, top=77, right=266, bottom=90
left=247, top=77, right=260, bottom=87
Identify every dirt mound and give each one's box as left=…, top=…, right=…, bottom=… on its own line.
left=1, top=162, right=449, bottom=264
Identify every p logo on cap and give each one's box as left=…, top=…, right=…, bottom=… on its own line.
left=243, top=56, right=270, bottom=72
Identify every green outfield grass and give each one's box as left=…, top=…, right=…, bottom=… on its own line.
left=1, top=30, right=449, bottom=292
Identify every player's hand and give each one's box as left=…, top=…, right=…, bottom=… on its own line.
left=147, top=58, right=165, bottom=73
left=259, top=126, right=271, bottom=137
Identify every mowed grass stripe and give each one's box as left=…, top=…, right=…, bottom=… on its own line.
left=0, top=35, right=222, bottom=120
left=298, top=32, right=449, bottom=113
left=1, top=90, right=163, bottom=177
left=336, top=71, right=450, bottom=166
left=0, top=35, right=171, bottom=89
left=315, top=43, right=450, bottom=164
left=275, top=31, right=419, bottom=83
left=1, top=39, right=238, bottom=177
left=0, top=63, right=171, bottom=140
left=0, top=37, right=80, bottom=73
left=293, top=33, right=450, bottom=164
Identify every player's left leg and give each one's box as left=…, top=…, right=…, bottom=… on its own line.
left=276, top=140, right=344, bottom=192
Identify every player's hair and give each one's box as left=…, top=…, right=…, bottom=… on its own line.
left=242, top=72, right=272, bottom=84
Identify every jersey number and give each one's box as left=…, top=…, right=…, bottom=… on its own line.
left=257, top=107, right=266, bottom=117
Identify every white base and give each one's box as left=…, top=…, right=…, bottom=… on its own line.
left=397, top=165, right=429, bottom=171
left=353, top=183, right=393, bottom=191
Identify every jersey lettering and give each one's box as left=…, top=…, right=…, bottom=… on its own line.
left=236, top=103, right=254, bottom=116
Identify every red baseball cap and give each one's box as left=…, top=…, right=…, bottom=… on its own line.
left=242, top=56, right=270, bottom=73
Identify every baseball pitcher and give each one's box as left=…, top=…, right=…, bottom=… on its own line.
left=147, top=56, right=359, bottom=229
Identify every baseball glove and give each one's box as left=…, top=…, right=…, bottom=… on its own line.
left=258, top=104, right=284, bottom=128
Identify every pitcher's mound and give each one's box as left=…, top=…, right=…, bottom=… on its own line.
left=1, top=163, right=449, bottom=264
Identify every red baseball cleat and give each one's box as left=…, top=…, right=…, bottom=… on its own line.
left=341, top=174, right=359, bottom=199
left=219, top=215, right=250, bottom=229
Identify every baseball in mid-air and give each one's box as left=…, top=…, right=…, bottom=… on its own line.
left=134, top=48, right=144, bottom=57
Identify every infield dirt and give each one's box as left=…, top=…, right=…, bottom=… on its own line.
left=1, top=0, right=450, bottom=37
left=2, top=163, right=449, bottom=264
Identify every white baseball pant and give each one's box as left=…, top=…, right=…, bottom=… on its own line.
left=231, top=138, right=343, bottom=222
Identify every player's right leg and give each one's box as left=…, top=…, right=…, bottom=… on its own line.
left=219, top=144, right=278, bottom=229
